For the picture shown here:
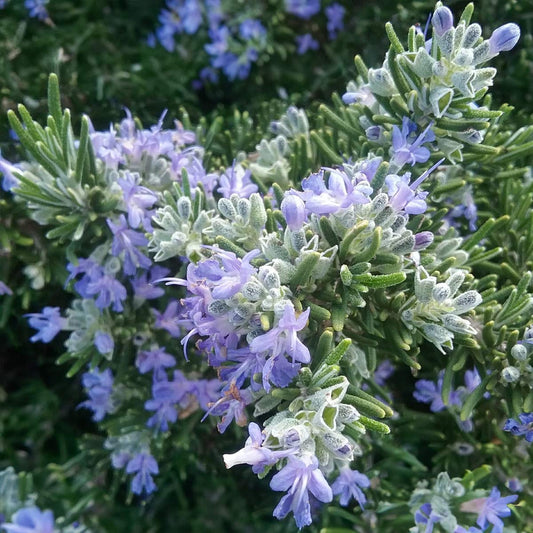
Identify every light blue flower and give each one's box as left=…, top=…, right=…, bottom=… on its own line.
left=270, top=455, right=332, bottom=529
left=2, top=506, right=54, bottom=533
left=331, top=467, right=370, bottom=508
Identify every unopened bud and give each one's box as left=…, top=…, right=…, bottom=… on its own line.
left=488, top=23, right=520, bottom=55
left=501, top=366, right=520, bottom=383
left=432, top=6, right=454, bottom=37
left=281, top=194, right=306, bottom=230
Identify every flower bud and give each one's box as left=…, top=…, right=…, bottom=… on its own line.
left=281, top=194, right=306, bottom=230
left=488, top=23, right=520, bottom=55
left=432, top=6, right=454, bottom=37
left=365, top=125, right=383, bottom=141
left=511, top=343, right=528, bottom=362
left=501, top=366, right=520, bottom=383
left=414, top=231, right=434, bottom=251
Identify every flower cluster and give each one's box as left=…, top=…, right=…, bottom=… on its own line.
left=148, top=0, right=348, bottom=83
left=414, top=367, right=487, bottom=431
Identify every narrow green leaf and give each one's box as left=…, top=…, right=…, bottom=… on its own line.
left=344, top=394, right=386, bottom=419
left=47, top=73, right=63, bottom=130
left=310, top=131, right=343, bottom=164
left=385, top=22, right=405, bottom=53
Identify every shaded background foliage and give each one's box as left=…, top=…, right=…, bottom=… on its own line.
left=1, top=0, right=533, bottom=531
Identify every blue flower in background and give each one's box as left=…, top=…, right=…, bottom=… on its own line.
left=176, top=0, right=203, bottom=34
left=217, top=161, right=258, bottom=198
left=26, top=306, right=65, bottom=343
left=461, top=487, right=518, bottom=533
left=239, top=19, right=267, bottom=42
left=413, top=371, right=461, bottom=412
left=79, top=368, right=115, bottom=422
left=295, top=33, right=319, bottom=55
left=126, top=453, right=159, bottom=495
left=503, top=412, right=533, bottom=442
left=107, top=215, right=151, bottom=276
left=325, top=3, right=345, bottom=39
left=284, top=0, right=320, bottom=20
left=2, top=506, right=54, bottom=533
left=331, top=467, right=370, bottom=508
left=136, top=346, right=176, bottom=375
left=24, top=0, right=49, bottom=20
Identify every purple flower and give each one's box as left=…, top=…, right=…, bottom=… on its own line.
left=117, top=172, right=157, bottom=230
left=250, top=304, right=310, bottom=390
left=132, top=266, right=170, bottom=300
left=445, top=187, right=478, bottom=232
left=270, top=455, right=332, bottom=529
left=189, top=378, right=222, bottom=411
left=217, top=162, right=258, bottom=198
left=390, top=118, right=435, bottom=169
left=85, top=270, right=128, bottom=312
left=107, top=215, right=151, bottom=276
left=126, top=453, right=159, bottom=495
left=66, top=257, right=101, bottom=298
left=488, top=23, right=520, bottom=55
left=223, top=422, right=294, bottom=474
left=413, top=372, right=461, bottom=412
left=24, top=0, right=49, bottom=20
left=218, top=345, right=266, bottom=391
left=26, top=306, right=65, bottom=343
left=374, top=360, right=395, bottom=387
left=239, top=19, right=267, bottom=42
left=325, top=3, right=345, bottom=40
left=136, top=346, right=176, bottom=375
left=79, top=367, right=115, bottom=422
left=177, top=0, right=202, bottom=34
left=145, top=370, right=191, bottom=431
left=385, top=173, right=429, bottom=215
left=152, top=300, right=181, bottom=337
left=295, top=33, right=319, bottom=54
left=205, top=25, right=230, bottom=56
left=414, top=503, right=442, bottom=532
left=219, top=49, right=258, bottom=81
left=2, top=506, right=54, bottom=533
left=203, top=383, right=252, bottom=433
left=385, top=158, right=443, bottom=215
left=331, top=467, right=370, bottom=508
left=292, top=167, right=372, bottom=216
left=461, top=487, right=518, bottom=533
left=503, top=412, right=533, bottom=442
left=284, top=0, right=320, bottom=19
